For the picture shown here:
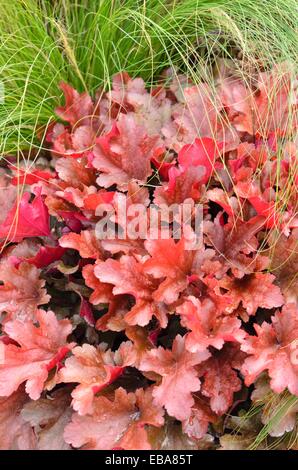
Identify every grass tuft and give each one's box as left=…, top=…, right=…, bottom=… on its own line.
left=0, top=0, right=297, bottom=155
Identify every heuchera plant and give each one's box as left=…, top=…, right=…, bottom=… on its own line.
left=0, top=64, right=297, bottom=450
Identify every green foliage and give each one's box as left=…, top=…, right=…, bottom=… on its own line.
left=248, top=392, right=298, bottom=450
left=0, top=0, right=297, bottom=154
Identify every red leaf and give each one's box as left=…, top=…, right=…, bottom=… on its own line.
left=255, top=64, right=297, bottom=137
left=220, top=64, right=297, bottom=137
left=95, top=296, right=129, bottom=332
left=92, top=114, right=159, bottom=189
left=83, top=190, right=115, bottom=211
left=56, top=210, right=85, bottom=232
left=10, top=168, right=55, bottom=186
left=178, top=138, right=223, bottom=184
left=151, top=147, right=176, bottom=180
left=55, top=82, right=93, bottom=127
left=108, top=72, right=172, bottom=136
left=204, top=215, right=268, bottom=276
left=235, top=180, right=278, bottom=228
left=79, top=298, right=95, bottom=326
left=154, top=164, right=204, bottom=205
left=25, top=245, right=66, bottom=268
left=0, top=192, right=50, bottom=242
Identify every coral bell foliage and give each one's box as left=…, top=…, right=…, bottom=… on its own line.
left=0, top=63, right=297, bottom=450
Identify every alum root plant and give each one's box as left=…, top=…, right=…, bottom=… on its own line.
left=0, top=63, right=297, bottom=450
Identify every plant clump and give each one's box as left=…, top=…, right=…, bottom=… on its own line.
left=0, top=63, right=297, bottom=450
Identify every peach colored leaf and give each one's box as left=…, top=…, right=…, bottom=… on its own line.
left=0, top=387, right=36, bottom=450
left=0, top=309, right=74, bottom=399
left=198, top=345, right=244, bottom=415
left=0, top=261, right=50, bottom=320
left=92, top=114, right=158, bottom=190
left=140, top=335, right=210, bottom=421
left=64, top=387, right=164, bottom=450
left=144, top=238, right=195, bottom=304
left=59, top=230, right=102, bottom=259
left=177, top=296, right=246, bottom=353
left=55, top=82, right=93, bottom=127
left=21, top=388, right=72, bottom=450
left=219, top=272, right=284, bottom=316
left=58, top=342, right=135, bottom=415
left=82, top=263, right=113, bottom=305
left=241, top=303, right=298, bottom=395
left=94, top=256, right=168, bottom=327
